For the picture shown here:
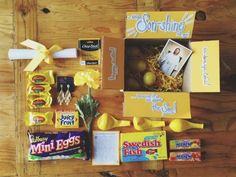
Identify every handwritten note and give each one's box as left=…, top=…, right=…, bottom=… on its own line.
left=92, top=131, right=119, bottom=165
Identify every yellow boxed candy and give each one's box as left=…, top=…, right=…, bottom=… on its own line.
left=120, top=131, right=167, bottom=162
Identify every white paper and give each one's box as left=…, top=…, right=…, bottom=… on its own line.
left=93, top=131, right=119, bottom=165
left=8, top=48, right=77, bottom=60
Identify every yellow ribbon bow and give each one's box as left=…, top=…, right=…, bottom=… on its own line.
left=22, top=39, right=62, bottom=71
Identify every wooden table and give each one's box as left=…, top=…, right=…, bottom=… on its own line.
left=1, top=0, right=236, bottom=177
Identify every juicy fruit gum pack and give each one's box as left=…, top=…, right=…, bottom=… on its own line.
left=120, top=131, right=167, bottom=162
left=55, top=110, right=79, bottom=128
left=28, top=131, right=87, bottom=161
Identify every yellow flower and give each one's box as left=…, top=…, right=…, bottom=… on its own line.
left=74, top=69, right=100, bottom=89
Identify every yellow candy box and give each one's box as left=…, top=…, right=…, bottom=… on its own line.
left=120, top=131, right=167, bottom=162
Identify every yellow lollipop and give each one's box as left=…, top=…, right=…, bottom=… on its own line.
left=97, top=113, right=131, bottom=130
left=169, top=119, right=204, bottom=132
left=133, top=117, right=165, bottom=131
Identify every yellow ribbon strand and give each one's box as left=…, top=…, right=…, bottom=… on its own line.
left=22, top=39, right=62, bottom=72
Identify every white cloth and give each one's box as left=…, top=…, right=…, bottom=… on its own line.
left=160, top=53, right=180, bottom=76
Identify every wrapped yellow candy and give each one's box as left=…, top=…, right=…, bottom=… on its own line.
left=27, top=84, right=51, bottom=95
left=27, top=70, right=55, bottom=85
left=27, top=95, right=52, bottom=109
left=24, top=112, right=53, bottom=126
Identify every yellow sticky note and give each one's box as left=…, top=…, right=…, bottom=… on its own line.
left=123, top=92, right=191, bottom=119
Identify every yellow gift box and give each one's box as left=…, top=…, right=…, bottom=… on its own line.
left=101, top=11, right=220, bottom=119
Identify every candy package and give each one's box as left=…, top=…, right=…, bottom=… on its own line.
left=28, top=131, right=87, bottom=161
left=120, top=131, right=167, bottom=162
left=55, top=110, right=79, bottom=128
left=27, top=84, right=51, bottom=95
left=169, top=139, right=201, bottom=150
left=24, top=112, right=53, bottom=126
left=169, top=151, right=201, bottom=161
left=78, top=38, right=101, bottom=65
left=27, top=70, right=55, bottom=85
left=27, top=95, right=52, bottom=109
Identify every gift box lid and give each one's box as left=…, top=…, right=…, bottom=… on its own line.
left=126, top=11, right=196, bottom=39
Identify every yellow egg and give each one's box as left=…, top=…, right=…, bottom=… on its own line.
left=126, top=78, right=140, bottom=90
left=143, top=72, right=156, bottom=86
left=136, top=60, right=147, bottom=72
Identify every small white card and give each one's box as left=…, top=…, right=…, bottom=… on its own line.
left=92, top=131, right=120, bottom=165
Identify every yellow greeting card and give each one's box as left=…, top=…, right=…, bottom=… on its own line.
left=190, top=40, right=220, bottom=92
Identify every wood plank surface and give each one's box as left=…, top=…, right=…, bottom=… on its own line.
left=14, top=0, right=164, bottom=176
left=0, top=0, right=236, bottom=177
left=0, top=0, right=16, bottom=176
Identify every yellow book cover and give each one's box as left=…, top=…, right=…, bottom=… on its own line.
left=120, top=131, right=167, bottom=162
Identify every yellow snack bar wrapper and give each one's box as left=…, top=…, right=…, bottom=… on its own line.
left=27, top=84, right=51, bottom=95
left=24, top=112, right=54, bottom=126
left=27, top=95, right=52, bottom=109
left=55, top=110, right=79, bottom=128
left=27, top=70, right=55, bottom=85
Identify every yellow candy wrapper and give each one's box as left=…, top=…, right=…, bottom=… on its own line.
left=28, top=95, right=52, bottom=109
left=24, top=112, right=53, bottom=126
left=27, top=70, right=55, bottom=85
left=55, top=110, right=79, bottom=128
left=27, top=84, right=51, bottom=95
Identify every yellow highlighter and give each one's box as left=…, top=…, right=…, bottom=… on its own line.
left=133, top=117, right=165, bottom=131
left=97, top=113, right=131, bottom=130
